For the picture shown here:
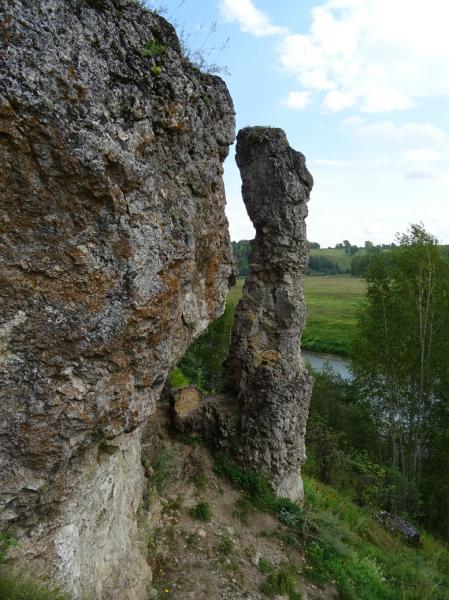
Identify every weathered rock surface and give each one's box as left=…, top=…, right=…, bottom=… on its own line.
left=0, top=0, right=234, bottom=597
left=170, top=385, right=203, bottom=430
left=170, top=386, right=239, bottom=445
left=225, top=127, right=313, bottom=501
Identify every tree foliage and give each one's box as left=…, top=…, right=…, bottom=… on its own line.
left=179, top=301, right=235, bottom=393
left=352, top=224, right=449, bottom=535
left=232, top=240, right=251, bottom=277
left=308, top=255, right=344, bottom=275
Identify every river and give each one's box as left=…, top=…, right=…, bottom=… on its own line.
left=302, top=350, right=352, bottom=381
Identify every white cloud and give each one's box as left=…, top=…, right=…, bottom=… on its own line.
left=403, top=148, right=444, bottom=162
left=219, top=0, right=287, bottom=37
left=342, top=117, right=448, bottom=147
left=404, top=168, right=439, bottom=180
left=284, top=90, right=310, bottom=110
left=323, top=90, right=355, bottom=112
left=278, top=0, right=449, bottom=113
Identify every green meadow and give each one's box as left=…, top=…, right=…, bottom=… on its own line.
left=309, top=247, right=353, bottom=271
left=228, top=276, right=366, bottom=356
left=303, top=275, right=366, bottom=355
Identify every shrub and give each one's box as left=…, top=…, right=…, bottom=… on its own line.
left=217, top=536, right=234, bottom=556
left=193, top=474, right=207, bottom=491
left=190, top=501, right=212, bottom=522
left=141, top=39, right=165, bottom=58
left=214, top=453, right=303, bottom=520
left=179, top=301, right=235, bottom=393
left=151, top=448, right=180, bottom=493
left=232, top=497, right=255, bottom=525
left=258, top=561, right=302, bottom=599
left=168, top=367, right=189, bottom=388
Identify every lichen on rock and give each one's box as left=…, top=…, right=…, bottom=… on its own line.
left=0, top=0, right=235, bottom=597
left=225, top=126, right=314, bottom=501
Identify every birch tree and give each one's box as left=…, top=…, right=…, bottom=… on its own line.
left=352, top=225, right=449, bottom=483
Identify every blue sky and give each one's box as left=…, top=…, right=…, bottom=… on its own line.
left=151, top=0, right=449, bottom=246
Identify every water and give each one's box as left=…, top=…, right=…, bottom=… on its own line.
left=303, top=350, right=352, bottom=381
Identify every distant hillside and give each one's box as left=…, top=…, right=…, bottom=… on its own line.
left=233, top=241, right=357, bottom=276
left=233, top=241, right=448, bottom=278
left=309, top=247, right=352, bottom=272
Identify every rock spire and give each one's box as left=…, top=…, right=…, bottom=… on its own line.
left=225, top=126, right=313, bottom=501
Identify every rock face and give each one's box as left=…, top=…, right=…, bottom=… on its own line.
left=0, top=1, right=234, bottom=597
left=225, top=127, right=313, bottom=501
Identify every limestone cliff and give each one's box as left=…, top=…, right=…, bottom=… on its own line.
left=0, top=1, right=235, bottom=597
left=225, top=127, right=313, bottom=501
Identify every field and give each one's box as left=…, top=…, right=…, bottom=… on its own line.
left=309, top=247, right=353, bottom=271
left=228, top=276, right=366, bottom=356
left=303, top=275, right=366, bottom=355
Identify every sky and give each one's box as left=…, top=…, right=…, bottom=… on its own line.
left=150, top=0, right=449, bottom=246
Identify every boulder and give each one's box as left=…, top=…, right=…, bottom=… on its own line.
left=377, top=511, right=421, bottom=546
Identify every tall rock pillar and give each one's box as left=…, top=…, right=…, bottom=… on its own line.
left=225, top=127, right=313, bottom=501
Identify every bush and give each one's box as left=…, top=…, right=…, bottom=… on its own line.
left=258, top=561, right=302, bottom=599
left=217, top=536, right=234, bottom=556
left=190, top=501, right=212, bottom=522
left=141, top=39, right=165, bottom=57
left=169, top=367, right=190, bottom=388
left=179, top=302, right=235, bottom=393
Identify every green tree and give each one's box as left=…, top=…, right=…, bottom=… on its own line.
left=179, top=301, right=235, bottom=393
left=352, top=225, right=449, bottom=487
left=232, top=240, right=252, bottom=276
left=351, top=253, right=372, bottom=277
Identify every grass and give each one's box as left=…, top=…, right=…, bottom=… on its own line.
left=226, top=277, right=245, bottom=307
left=151, top=448, right=180, bottom=493
left=214, top=453, right=304, bottom=518
left=190, top=501, right=213, bottom=522
left=217, top=536, right=234, bottom=556
left=213, top=452, right=449, bottom=600
left=302, top=275, right=366, bottom=355
left=0, top=533, right=72, bottom=599
left=0, top=568, right=71, bottom=600
left=228, top=276, right=366, bottom=356
left=302, top=478, right=449, bottom=599
left=259, top=560, right=302, bottom=599
left=309, top=247, right=353, bottom=271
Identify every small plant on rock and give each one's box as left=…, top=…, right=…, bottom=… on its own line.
left=141, top=39, right=166, bottom=58
left=0, top=532, right=16, bottom=563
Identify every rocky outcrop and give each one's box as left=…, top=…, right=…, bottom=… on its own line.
left=377, top=511, right=421, bottom=546
left=0, top=1, right=234, bottom=597
left=225, top=127, right=313, bottom=501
